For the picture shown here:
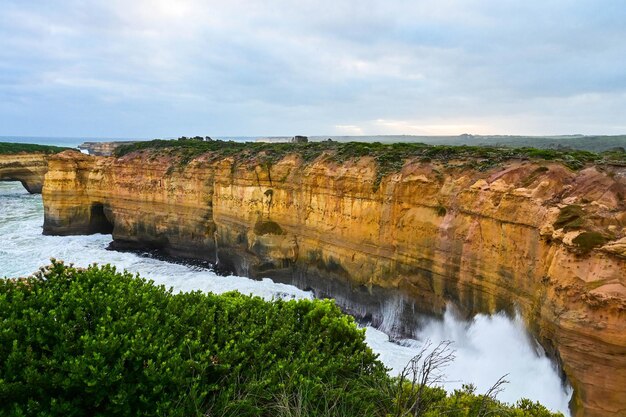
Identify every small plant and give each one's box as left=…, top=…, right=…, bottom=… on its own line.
left=390, top=340, right=455, bottom=417
left=553, top=205, right=585, bottom=231
left=572, top=232, right=608, bottom=255
left=380, top=340, right=562, bottom=417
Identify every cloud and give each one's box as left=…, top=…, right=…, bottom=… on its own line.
left=0, top=0, right=625, bottom=137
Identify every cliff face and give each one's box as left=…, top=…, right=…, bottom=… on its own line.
left=0, top=153, right=50, bottom=193
left=43, top=150, right=626, bottom=417
left=78, top=141, right=139, bottom=156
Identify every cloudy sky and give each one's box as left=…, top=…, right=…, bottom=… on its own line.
left=1, top=0, right=625, bottom=138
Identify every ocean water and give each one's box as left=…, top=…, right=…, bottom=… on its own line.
left=0, top=136, right=98, bottom=148
left=0, top=181, right=572, bottom=415
left=0, top=136, right=261, bottom=149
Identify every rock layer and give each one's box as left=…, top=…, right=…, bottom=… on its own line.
left=0, top=153, right=50, bottom=193
left=42, top=150, right=626, bottom=417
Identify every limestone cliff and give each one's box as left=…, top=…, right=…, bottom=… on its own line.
left=0, top=153, right=50, bottom=193
left=43, top=149, right=626, bottom=417
left=78, top=141, right=139, bottom=156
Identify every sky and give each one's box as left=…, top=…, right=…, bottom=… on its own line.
left=1, top=0, right=625, bottom=138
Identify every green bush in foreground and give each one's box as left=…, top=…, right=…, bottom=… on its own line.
left=0, top=261, right=385, bottom=417
left=0, top=262, right=564, bottom=417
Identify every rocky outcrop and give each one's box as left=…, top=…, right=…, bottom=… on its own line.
left=78, top=141, right=139, bottom=156
left=42, top=150, right=626, bottom=417
left=0, top=153, right=51, bottom=193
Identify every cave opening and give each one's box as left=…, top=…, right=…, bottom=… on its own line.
left=89, top=203, right=114, bottom=234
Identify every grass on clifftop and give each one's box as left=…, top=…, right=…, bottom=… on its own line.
left=0, top=142, right=71, bottom=155
left=0, top=261, right=563, bottom=417
left=115, top=138, right=626, bottom=181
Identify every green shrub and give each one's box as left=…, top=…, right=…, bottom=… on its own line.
left=572, top=232, right=608, bottom=255
left=0, top=261, right=385, bottom=417
left=553, top=205, right=585, bottom=231
left=0, top=262, right=565, bottom=417
left=419, top=384, right=561, bottom=417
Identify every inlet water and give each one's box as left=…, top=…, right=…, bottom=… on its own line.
left=0, top=181, right=571, bottom=415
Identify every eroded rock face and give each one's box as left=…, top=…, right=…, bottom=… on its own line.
left=43, top=150, right=626, bottom=417
left=0, top=153, right=50, bottom=193
left=78, top=141, right=138, bottom=156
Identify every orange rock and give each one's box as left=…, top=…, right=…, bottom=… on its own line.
left=0, top=153, right=50, bottom=193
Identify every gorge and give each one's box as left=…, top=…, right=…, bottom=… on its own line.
left=2, top=142, right=625, bottom=417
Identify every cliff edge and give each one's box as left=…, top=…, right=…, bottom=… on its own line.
left=0, top=142, right=72, bottom=193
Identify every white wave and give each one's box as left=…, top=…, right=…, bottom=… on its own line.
left=365, top=309, right=572, bottom=414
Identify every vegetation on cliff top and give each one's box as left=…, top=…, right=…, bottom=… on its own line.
left=0, top=261, right=563, bottom=417
left=115, top=138, right=626, bottom=177
left=323, top=134, right=626, bottom=153
left=0, top=142, right=71, bottom=155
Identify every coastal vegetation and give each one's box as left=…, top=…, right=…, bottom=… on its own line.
left=316, top=134, right=626, bottom=153
left=0, top=142, right=71, bottom=155
left=0, top=261, right=563, bottom=417
left=115, top=138, right=626, bottom=186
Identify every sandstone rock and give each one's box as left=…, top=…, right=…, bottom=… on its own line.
left=0, top=153, right=50, bottom=193
left=603, top=237, right=626, bottom=258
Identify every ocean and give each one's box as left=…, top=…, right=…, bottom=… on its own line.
left=0, top=135, right=278, bottom=148
left=0, top=136, right=115, bottom=148
left=0, top=137, right=572, bottom=415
